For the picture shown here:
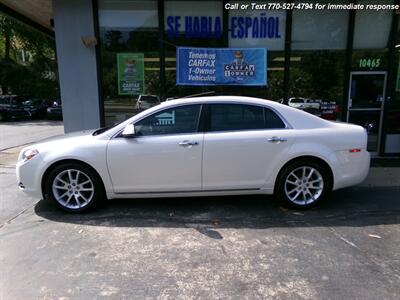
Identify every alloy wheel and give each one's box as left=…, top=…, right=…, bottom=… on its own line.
left=52, top=169, right=94, bottom=209
left=284, top=166, right=324, bottom=206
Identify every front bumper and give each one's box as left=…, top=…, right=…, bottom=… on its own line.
left=16, top=155, right=44, bottom=199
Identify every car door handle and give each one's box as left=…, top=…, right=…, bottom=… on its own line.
left=178, top=140, right=199, bottom=147
left=268, top=136, right=287, bottom=143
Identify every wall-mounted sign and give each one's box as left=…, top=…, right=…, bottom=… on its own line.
left=166, top=14, right=284, bottom=42
left=229, top=10, right=285, bottom=51
left=165, top=2, right=285, bottom=49
left=177, top=47, right=267, bottom=86
left=358, top=58, right=381, bottom=69
left=165, top=1, right=223, bottom=39
left=117, top=53, right=144, bottom=95
left=166, top=16, right=222, bottom=38
left=230, top=15, right=281, bottom=39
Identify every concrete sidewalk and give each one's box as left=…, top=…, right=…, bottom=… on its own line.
left=360, top=167, right=400, bottom=188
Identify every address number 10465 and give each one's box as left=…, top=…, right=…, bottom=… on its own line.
left=359, top=58, right=381, bottom=69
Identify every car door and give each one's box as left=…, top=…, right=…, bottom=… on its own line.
left=107, top=104, right=203, bottom=193
left=202, top=103, right=295, bottom=191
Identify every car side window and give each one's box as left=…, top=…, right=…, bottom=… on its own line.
left=134, top=104, right=201, bottom=136
left=264, top=108, right=285, bottom=129
left=209, top=104, right=265, bottom=132
left=208, top=104, right=286, bottom=132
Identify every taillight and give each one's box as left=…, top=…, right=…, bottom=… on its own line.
left=349, top=149, right=361, bottom=153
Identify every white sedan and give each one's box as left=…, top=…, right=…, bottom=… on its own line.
left=16, top=96, right=370, bottom=213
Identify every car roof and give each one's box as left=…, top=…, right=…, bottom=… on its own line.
left=159, top=96, right=285, bottom=109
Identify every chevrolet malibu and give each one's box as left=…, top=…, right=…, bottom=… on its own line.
left=16, top=96, right=370, bottom=213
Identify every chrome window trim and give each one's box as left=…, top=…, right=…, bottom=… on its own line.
left=112, top=100, right=293, bottom=139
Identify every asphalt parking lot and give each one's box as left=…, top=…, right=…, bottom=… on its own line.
left=1, top=122, right=400, bottom=299
left=0, top=120, right=64, bottom=150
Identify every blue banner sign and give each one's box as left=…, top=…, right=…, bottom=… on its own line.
left=176, top=47, right=267, bottom=86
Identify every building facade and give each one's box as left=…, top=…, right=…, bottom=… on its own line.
left=3, top=0, right=399, bottom=156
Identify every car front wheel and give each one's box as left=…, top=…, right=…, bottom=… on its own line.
left=275, top=160, right=331, bottom=209
left=44, top=163, right=104, bottom=213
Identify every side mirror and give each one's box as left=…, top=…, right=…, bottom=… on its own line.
left=121, top=124, right=136, bottom=138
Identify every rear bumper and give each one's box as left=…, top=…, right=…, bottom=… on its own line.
left=331, top=149, right=370, bottom=190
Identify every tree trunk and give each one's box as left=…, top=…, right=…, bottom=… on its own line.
left=4, top=29, right=10, bottom=59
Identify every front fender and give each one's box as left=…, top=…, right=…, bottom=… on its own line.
left=37, top=141, right=113, bottom=196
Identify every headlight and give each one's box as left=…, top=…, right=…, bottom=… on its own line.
left=20, top=148, right=39, bottom=163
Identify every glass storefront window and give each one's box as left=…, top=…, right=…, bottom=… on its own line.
left=95, top=0, right=397, bottom=155
left=351, top=1, right=393, bottom=71
left=292, top=6, right=348, bottom=50
left=163, top=1, right=285, bottom=101
left=353, top=0, right=392, bottom=50
left=289, top=3, right=348, bottom=119
left=165, top=1, right=222, bottom=39
left=164, top=0, right=224, bottom=99
left=227, top=1, right=286, bottom=100
left=384, top=20, right=400, bottom=154
left=228, top=1, right=285, bottom=51
left=350, top=1, right=394, bottom=153
left=98, top=0, right=159, bottom=126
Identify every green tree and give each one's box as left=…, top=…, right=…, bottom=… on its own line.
left=0, top=14, right=59, bottom=99
left=0, top=16, right=12, bottom=60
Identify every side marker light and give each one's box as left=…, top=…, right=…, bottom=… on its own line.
left=349, top=149, right=361, bottom=153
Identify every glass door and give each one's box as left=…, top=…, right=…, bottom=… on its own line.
left=347, top=71, right=387, bottom=154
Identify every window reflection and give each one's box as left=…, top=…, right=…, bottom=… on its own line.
left=99, top=0, right=159, bottom=126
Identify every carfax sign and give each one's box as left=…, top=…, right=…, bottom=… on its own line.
left=117, top=53, right=145, bottom=95
left=176, top=47, right=267, bottom=86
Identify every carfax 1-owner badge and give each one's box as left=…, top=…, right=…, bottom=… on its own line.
left=224, top=50, right=256, bottom=81
left=177, top=47, right=267, bottom=86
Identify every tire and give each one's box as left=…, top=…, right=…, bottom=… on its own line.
left=275, top=159, right=332, bottom=209
left=0, top=112, right=6, bottom=122
left=44, top=162, right=105, bottom=213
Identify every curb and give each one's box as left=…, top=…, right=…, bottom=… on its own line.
left=371, top=158, right=400, bottom=168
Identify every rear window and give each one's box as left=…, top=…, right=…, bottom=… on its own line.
left=265, top=108, right=286, bottom=129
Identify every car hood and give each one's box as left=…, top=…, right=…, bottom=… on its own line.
left=28, top=129, right=97, bottom=151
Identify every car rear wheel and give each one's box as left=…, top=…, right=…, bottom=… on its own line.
left=44, top=163, right=104, bottom=213
left=275, top=160, right=331, bottom=209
